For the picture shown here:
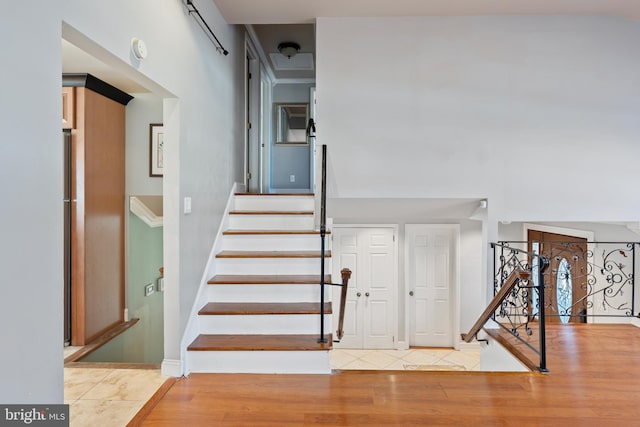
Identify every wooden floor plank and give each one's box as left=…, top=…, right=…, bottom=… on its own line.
left=187, top=334, right=333, bottom=351
left=198, top=302, right=332, bottom=315
left=143, top=324, right=640, bottom=426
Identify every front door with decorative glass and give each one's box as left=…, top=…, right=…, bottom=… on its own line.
left=528, top=230, right=588, bottom=324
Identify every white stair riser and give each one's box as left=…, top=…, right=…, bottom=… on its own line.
left=229, top=215, right=314, bottom=230
left=234, top=196, right=314, bottom=211
left=222, top=234, right=323, bottom=251
left=215, top=258, right=330, bottom=275
left=187, top=350, right=330, bottom=374
left=207, top=284, right=327, bottom=302
left=198, top=314, right=332, bottom=335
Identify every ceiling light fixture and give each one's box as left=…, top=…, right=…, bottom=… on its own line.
left=278, top=42, right=300, bottom=59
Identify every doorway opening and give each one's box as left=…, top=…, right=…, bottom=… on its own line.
left=244, top=24, right=316, bottom=194
left=62, top=34, right=167, bottom=366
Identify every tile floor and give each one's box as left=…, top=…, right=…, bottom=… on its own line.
left=330, top=348, right=481, bottom=371
left=64, top=347, right=166, bottom=427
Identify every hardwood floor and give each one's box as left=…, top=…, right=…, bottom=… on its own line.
left=139, top=324, right=640, bottom=426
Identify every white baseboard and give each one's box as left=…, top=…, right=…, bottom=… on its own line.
left=396, top=341, right=409, bottom=350
left=458, top=341, right=482, bottom=351
left=161, top=359, right=183, bottom=377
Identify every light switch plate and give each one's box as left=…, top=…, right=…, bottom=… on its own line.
left=144, top=283, right=155, bottom=297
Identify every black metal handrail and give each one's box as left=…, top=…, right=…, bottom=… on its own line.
left=185, top=0, right=229, bottom=55
left=318, top=145, right=328, bottom=343
left=316, top=145, right=352, bottom=343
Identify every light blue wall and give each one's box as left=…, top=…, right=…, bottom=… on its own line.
left=82, top=213, right=164, bottom=363
left=271, top=83, right=314, bottom=191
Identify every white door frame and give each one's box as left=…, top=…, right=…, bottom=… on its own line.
left=309, top=86, right=316, bottom=194
left=404, top=224, right=461, bottom=350
left=244, top=35, right=261, bottom=192
left=332, top=224, right=400, bottom=349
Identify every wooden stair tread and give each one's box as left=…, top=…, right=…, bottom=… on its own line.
left=208, top=274, right=331, bottom=284
left=234, top=193, right=314, bottom=197
left=216, top=250, right=331, bottom=258
left=223, top=229, right=330, bottom=235
left=198, top=302, right=332, bottom=315
left=229, top=210, right=313, bottom=215
left=188, top=334, right=332, bottom=351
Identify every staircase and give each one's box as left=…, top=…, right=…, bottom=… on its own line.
left=186, top=192, right=334, bottom=374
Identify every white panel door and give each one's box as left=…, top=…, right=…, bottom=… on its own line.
left=333, top=227, right=396, bottom=349
left=333, top=229, right=362, bottom=348
left=407, top=225, right=455, bottom=347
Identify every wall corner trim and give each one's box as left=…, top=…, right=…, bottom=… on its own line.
left=130, top=196, right=163, bottom=227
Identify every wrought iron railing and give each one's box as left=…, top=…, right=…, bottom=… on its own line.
left=491, top=242, right=550, bottom=372
left=487, top=240, right=640, bottom=372
left=496, top=241, right=639, bottom=322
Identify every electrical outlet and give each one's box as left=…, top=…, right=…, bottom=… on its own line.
left=144, top=283, right=155, bottom=297
left=290, top=174, right=295, bottom=182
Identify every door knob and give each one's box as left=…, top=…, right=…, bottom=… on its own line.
left=356, top=292, right=361, bottom=297
left=409, top=291, right=414, bottom=296
left=365, top=292, right=370, bottom=297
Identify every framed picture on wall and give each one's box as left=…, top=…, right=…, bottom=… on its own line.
left=149, top=123, right=164, bottom=177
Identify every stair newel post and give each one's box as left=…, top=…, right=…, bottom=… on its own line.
left=318, top=144, right=328, bottom=344
left=538, top=256, right=550, bottom=373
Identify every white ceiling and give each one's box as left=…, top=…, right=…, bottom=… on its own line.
left=213, top=0, right=640, bottom=24
left=252, top=24, right=316, bottom=80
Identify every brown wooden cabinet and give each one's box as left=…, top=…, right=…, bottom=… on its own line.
left=63, top=74, right=133, bottom=345
left=62, top=87, right=75, bottom=129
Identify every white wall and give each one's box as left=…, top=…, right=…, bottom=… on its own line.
left=317, top=16, right=640, bottom=222
left=328, top=197, right=484, bottom=343
left=126, top=93, right=164, bottom=197
left=317, top=15, right=640, bottom=342
left=0, top=1, right=64, bottom=403
left=0, top=0, right=245, bottom=399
